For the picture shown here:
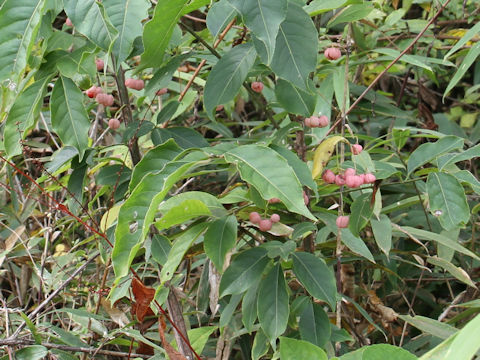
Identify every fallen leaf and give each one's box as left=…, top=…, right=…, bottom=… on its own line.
left=132, top=277, right=156, bottom=322
left=158, top=315, right=188, bottom=360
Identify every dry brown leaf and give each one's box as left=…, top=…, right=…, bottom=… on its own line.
left=100, top=297, right=129, bottom=327
left=158, top=315, right=188, bottom=360
left=131, top=277, right=155, bottom=322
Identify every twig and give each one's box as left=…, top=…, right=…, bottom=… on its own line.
left=325, top=0, right=453, bottom=136
left=177, top=18, right=236, bottom=103
left=9, top=252, right=100, bottom=338
left=0, top=339, right=151, bottom=359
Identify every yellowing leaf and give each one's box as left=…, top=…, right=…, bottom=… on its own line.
left=311, top=136, right=346, bottom=179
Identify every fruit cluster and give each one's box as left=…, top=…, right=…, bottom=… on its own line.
left=322, top=168, right=376, bottom=188
left=249, top=212, right=280, bottom=232
left=304, top=115, right=329, bottom=128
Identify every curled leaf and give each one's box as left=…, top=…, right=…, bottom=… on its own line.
left=311, top=136, right=346, bottom=179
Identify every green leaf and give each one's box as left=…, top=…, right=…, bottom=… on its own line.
left=219, top=247, right=270, bottom=297
left=0, top=0, right=45, bottom=84
left=333, top=65, right=349, bottom=111
left=159, top=191, right=227, bottom=218
left=50, top=76, right=90, bottom=159
left=427, top=256, right=476, bottom=288
left=270, top=2, right=318, bottom=89
left=203, top=43, right=257, bottom=119
left=299, top=301, right=331, bottom=348
left=452, top=170, right=480, bottom=195
left=104, top=0, right=149, bottom=66
left=155, top=199, right=211, bottom=230
left=291, top=252, right=337, bottom=309
left=399, top=315, right=457, bottom=340
left=257, top=263, right=289, bottom=343
left=113, top=156, right=204, bottom=279
left=224, top=145, right=315, bottom=220
left=394, top=227, right=479, bottom=260
left=129, top=139, right=183, bottom=191
left=274, top=78, right=316, bottom=117
left=4, top=77, right=50, bottom=157
left=370, top=214, right=392, bottom=255
left=328, top=4, right=374, bottom=28
left=279, top=337, right=327, bottom=360
left=376, top=48, right=432, bottom=72
left=304, top=0, right=351, bottom=16
left=141, top=0, right=189, bottom=67
left=361, top=344, right=418, bottom=360
left=427, top=172, right=470, bottom=231
left=439, top=144, right=480, bottom=170
left=15, top=345, right=48, bottom=360
left=234, top=0, right=287, bottom=64
left=151, top=127, right=209, bottom=149
left=187, top=326, right=217, bottom=355
left=207, top=0, right=237, bottom=38
left=444, top=22, right=480, bottom=59
left=252, top=330, right=270, bottom=360
left=270, top=144, right=318, bottom=196
left=160, top=223, right=208, bottom=283
left=444, top=314, right=480, bottom=359
left=64, top=0, right=118, bottom=50
left=341, top=228, right=375, bottom=263
left=444, top=42, right=480, bottom=99
left=349, top=193, right=373, bottom=237
left=151, top=234, right=171, bottom=265
left=242, top=281, right=259, bottom=332
left=407, top=136, right=464, bottom=176
left=204, top=215, right=237, bottom=272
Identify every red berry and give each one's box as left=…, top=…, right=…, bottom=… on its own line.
left=65, top=17, right=73, bottom=27
left=156, top=88, right=168, bottom=95
left=251, top=81, right=264, bottom=93
left=309, top=116, right=320, bottom=128
left=335, top=175, right=346, bottom=186
left=303, top=191, right=309, bottom=206
left=216, top=105, right=224, bottom=112
left=95, top=58, right=104, bottom=71
left=364, top=173, right=376, bottom=184
left=354, top=175, right=364, bottom=187
left=352, top=144, right=363, bottom=155
left=108, top=118, right=120, bottom=130
left=125, top=78, right=135, bottom=88
left=318, top=115, right=329, bottom=128
left=322, top=169, right=336, bottom=184
left=336, top=215, right=349, bottom=228
left=96, top=93, right=114, bottom=106
left=259, top=219, right=272, bottom=232
left=324, top=47, right=341, bottom=61
left=304, top=117, right=312, bottom=127
left=358, top=174, right=366, bottom=184
left=85, top=86, right=102, bottom=98
left=344, top=168, right=356, bottom=177
left=249, top=212, right=261, bottom=224
left=268, top=198, right=281, bottom=204
left=270, top=213, right=280, bottom=223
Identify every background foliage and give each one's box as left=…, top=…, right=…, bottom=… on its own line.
left=0, top=0, right=480, bottom=359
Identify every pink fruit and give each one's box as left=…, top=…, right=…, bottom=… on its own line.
left=336, top=215, right=349, bottom=228
left=251, top=81, right=264, bottom=93
left=303, top=191, right=309, bottom=206
left=85, top=86, right=102, bottom=98
left=96, top=93, right=114, bottom=106
left=134, top=79, right=144, bottom=90
left=352, top=144, right=363, bottom=155
left=304, top=117, right=312, bottom=127
left=345, top=175, right=357, bottom=188
left=309, top=116, right=320, bottom=128
left=268, top=198, right=281, bottom=204
left=216, top=105, right=224, bottom=112
left=65, top=18, right=73, bottom=27
left=324, top=47, right=341, bottom=61
left=125, top=78, right=144, bottom=90
left=364, top=173, right=376, bottom=184
left=270, top=213, right=280, bottom=223
left=156, top=88, right=168, bottom=95
left=108, top=118, right=120, bottom=130
left=249, top=211, right=261, bottom=224
left=322, top=169, right=336, bottom=184
left=259, top=219, right=272, bottom=231
left=335, top=175, right=346, bottom=186
left=125, top=78, right=135, bottom=88
left=344, top=168, right=356, bottom=177
left=95, top=58, right=104, bottom=71
left=354, top=175, right=364, bottom=187
left=318, top=115, right=329, bottom=128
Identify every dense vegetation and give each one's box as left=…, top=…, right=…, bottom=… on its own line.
left=0, top=0, right=479, bottom=359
